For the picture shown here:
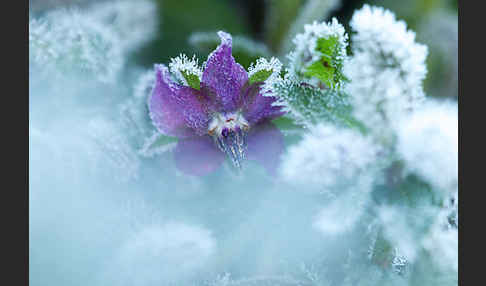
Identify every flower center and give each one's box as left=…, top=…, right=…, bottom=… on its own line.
left=207, top=112, right=249, bottom=137
left=208, top=112, right=249, bottom=169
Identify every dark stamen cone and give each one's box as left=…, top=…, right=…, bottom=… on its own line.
left=215, top=127, right=247, bottom=169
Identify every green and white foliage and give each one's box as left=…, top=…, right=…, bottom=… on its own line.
left=169, top=54, right=203, bottom=90
left=287, top=18, right=348, bottom=90
left=270, top=76, right=355, bottom=128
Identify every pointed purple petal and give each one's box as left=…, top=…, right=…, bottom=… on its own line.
left=247, top=122, right=284, bottom=176
left=241, top=83, right=286, bottom=125
left=174, top=136, right=225, bottom=176
left=201, top=31, right=248, bottom=113
left=149, top=64, right=211, bottom=137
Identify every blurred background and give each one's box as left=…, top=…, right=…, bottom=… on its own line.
left=30, top=0, right=458, bottom=98
left=29, top=1, right=459, bottom=285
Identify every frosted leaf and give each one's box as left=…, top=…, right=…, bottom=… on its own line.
left=87, top=0, right=158, bottom=54
left=269, top=77, right=354, bottom=128
left=248, top=57, right=282, bottom=86
left=395, top=100, right=458, bottom=196
left=29, top=9, right=124, bottom=82
left=280, top=124, right=378, bottom=193
left=287, top=18, right=348, bottom=89
left=169, top=54, right=203, bottom=89
left=281, top=124, right=379, bottom=234
left=345, top=5, right=428, bottom=141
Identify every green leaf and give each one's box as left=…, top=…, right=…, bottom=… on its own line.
left=248, top=69, right=273, bottom=85
left=181, top=71, right=200, bottom=90
left=303, top=36, right=347, bottom=89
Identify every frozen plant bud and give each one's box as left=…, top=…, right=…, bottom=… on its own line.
left=287, top=18, right=348, bottom=89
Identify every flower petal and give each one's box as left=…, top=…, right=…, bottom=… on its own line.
left=174, top=136, right=225, bottom=176
left=149, top=64, right=211, bottom=137
left=247, top=122, right=284, bottom=176
left=241, top=82, right=286, bottom=125
left=201, top=31, right=248, bottom=113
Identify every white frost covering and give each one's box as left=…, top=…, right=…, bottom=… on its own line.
left=287, top=18, right=348, bottom=83
left=248, top=57, right=282, bottom=79
left=104, top=223, right=216, bottom=285
left=169, top=54, right=203, bottom=85
left=280, top=124, right=378, bottom=191
left=345, top=5, right=428, bottom=139
left=281, top=125, right=379, bottom=234
left=396, top=100, right=458, bottom=195
left=248, top=57, right=283, bottom=96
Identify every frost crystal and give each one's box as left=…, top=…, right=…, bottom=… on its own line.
left=287, top=18, right=348, bottom=89
left=248, top=57, right=282, bottom=84
left=396, top=100, right=458, bottom=196
left=269, top=77, right=352, bottom=127
left=345, top=5, right=428, bottom=140
left=169, top=54, right=203, bottom=89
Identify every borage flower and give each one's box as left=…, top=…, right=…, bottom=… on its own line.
left=149, top=31, right=286, bottom=176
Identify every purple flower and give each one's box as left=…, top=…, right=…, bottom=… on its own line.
left=149, top=31, right=286, bottom=176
